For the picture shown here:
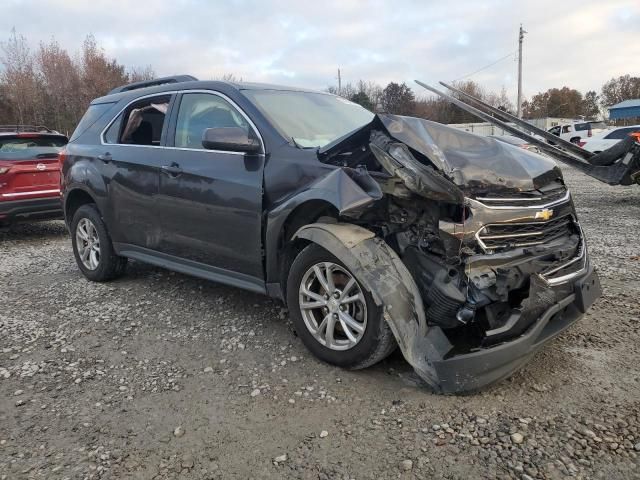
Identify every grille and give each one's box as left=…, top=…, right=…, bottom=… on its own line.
left=476, top=188, right=568, bottom=207
left=478, top=215, right=576, bottom=251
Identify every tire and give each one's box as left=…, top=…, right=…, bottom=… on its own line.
left=71, top=204, right=127, bottom=282
left=286, top=243, right=396, bottom=370
left=570, top=137, right=581, bottom=145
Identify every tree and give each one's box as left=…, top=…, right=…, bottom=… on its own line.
left=380, top=82, right=415, bottom=115
left=582, top=91, right=600, bottom=119
left=36, top=38, right=82, bottom=132
left=522, top=87, right=584, bottom=119
left=79, top=35, right=128, bottom=109
left=600, top=75, right=640, bottom=107
left=0, top=30, right=156, bottom=133
left=0, top=29, right=40, bottom=125
left=349, top=90, right=373, bottom=111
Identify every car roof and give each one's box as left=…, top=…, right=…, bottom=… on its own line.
left=0, top=125, right=64, bottom=136
left=91, top=78, right=329, bottom=105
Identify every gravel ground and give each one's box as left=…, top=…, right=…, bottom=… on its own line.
left=1, top=165, right=639, bottom=479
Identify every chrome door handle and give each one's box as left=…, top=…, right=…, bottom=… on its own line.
left=161, top=164, right=183, bottom=176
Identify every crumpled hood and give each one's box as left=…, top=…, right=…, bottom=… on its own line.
left=319, top=114, right=563, bottom=195
left=377, top=114, right=562, bottom=193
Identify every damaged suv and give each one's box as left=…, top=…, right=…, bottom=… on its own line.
left=61, top=75, right=601, bottom=393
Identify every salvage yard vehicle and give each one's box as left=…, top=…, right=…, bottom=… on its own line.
left=547, top=120, right=607, bottom=145
left=61, top=75, right=601, bottom=393
left=581, top=125, right=640, bottom=153
left=0, top=125, right=67, bottom=226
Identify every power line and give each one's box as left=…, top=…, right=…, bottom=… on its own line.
left=452, top=50, right=517, bottom=82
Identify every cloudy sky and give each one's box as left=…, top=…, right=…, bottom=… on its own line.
left=2, top=0, right=639, bottom=102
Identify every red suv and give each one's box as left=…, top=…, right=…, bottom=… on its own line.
left=0, top=125, right=68, bottom=225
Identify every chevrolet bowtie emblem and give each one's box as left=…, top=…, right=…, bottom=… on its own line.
left=534, top=208, right=554, bottom=221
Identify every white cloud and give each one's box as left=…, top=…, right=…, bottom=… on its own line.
left=1, top=0, right=638, bottom=104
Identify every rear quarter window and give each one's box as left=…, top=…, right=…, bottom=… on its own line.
left=70, top=103, right=115, bottom=142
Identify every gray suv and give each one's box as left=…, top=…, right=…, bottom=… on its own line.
left=61, top=75, right=601, bottom=393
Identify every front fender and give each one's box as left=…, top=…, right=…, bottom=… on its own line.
left=293, top=222, right=451, bottom=391
left=264, top=167, right=382, bottom=286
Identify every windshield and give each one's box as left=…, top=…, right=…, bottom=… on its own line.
left=242, top=89, right=374, bottom=148
left=0, top=136, right=67, bottom=160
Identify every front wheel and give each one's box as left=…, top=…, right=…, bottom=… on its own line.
left=286, top=244, right=396, bottom=369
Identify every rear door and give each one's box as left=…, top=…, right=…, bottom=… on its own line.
left=99, top=93, right=176, bottom=249
left=0, top=134, right=67, bottom=202
left=156, top=91, right=265, bottom=282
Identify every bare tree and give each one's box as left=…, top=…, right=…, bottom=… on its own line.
left=36, top=38, right=82, bottom=132
left=129, top=65, right=155, bottom=83
left=0, top=29, right=41, bottom=125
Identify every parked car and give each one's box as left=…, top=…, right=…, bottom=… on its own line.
left=581, top=125, right=640, bottom=153
left=547, top=121, right=607, bottom=144
left=488, top=134, right=543, bottom=154
left=61, top=75, right=600, bottom=394
left=0, top=125, right=67, bottom=226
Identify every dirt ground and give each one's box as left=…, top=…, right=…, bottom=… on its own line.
left=1, top=165, right=639, bottom=480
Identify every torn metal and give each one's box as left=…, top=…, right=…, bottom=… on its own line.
left=415, top=80, right=640, bottom=186
left=294, top=111, right=601, bottom=393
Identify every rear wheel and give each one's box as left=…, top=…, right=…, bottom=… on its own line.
left=71, top=204, right=127, bottom=281
left=570, top=137, right=581, bottom=144
left=287, top=244, right=396, bottom=369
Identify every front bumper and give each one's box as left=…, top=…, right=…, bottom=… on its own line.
left=0, top=197, right=63, bottom=224
left=425, top=263, right=601, bottom=394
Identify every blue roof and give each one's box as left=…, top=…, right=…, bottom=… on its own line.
left=609, top=99, right=640, bottom=119
left=610, top=99, right=640, bottom=109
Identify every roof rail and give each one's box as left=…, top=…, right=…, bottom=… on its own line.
left=0, top=125, right=56, bottom=134
left=107, top=75, right=199, bottom=95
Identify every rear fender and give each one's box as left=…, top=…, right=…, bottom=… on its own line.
left=293, top=222, right=452, bottom=390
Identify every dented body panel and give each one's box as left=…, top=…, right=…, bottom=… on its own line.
left=64, top=80, right=601, bottom=393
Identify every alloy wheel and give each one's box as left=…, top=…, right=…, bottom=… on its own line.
left=76, top=218, right=101, bottom=270
left=298, top=261, right=367, bottom=351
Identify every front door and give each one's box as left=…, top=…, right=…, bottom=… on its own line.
left=157, top=91, right=265, bottom=282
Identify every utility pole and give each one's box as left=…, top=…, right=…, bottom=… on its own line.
left=337, top=68, right=342, bottom=96
left=516, top=24, right=526, bottom=118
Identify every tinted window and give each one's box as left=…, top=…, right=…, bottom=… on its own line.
left=604, top=127, right=640, bottom=140
left=174, top=93, right=250, bottom=149
left=549, top=126, right=560, bottom=136
left=104, top=113, right=123, bottom=144
left=562, top=125, right=571, bottom=133
left=120, top=95, right=171, bottom=146
left=0, top=135, right=68, bottom=160
left=575, top=121, right=606, bottom=131
left=70, top=103, right=114, bottom=142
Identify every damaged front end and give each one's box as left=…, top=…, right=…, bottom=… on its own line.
left=308, top=114, right=601, bottom=393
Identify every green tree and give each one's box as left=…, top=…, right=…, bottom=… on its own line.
left=349, top=90, right=373, bottom=111
left=380, top=82, right=415, bottom=115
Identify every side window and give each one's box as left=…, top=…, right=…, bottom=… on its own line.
left=104, top=113, right=122, bottom=144
left=119, top=95, right=171, bottom=146
left=561, top=125, right=571, bottom=134
left=174, top=93, right=250, bottom=149
left=549, top=126, right=560, bottom=136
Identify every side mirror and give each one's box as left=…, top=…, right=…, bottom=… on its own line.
left=202, top=127, right=261, bottom=153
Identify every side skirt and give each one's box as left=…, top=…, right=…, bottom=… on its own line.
left=114, top=243, right=267, bottom=295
